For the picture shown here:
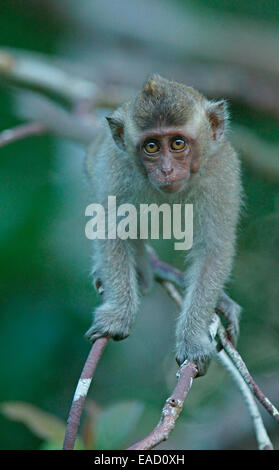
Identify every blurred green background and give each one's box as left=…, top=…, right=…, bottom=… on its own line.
left=0, top=0, right=278, bottom=450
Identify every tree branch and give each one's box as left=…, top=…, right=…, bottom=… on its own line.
left=2, top=48, right=279, bottom=119
left=127, top=360, right=198, bottom=450
left=145, top=250, right=276, bottom=449
left=63, top=337, right=109, bottom=450
left=1, top=48, right=279, bottom=184
left=0, top=48, right=98, bottom=103
left=62, top=249, right=275, bottom=451
left=218, top=323, right=279, bottom=424
left=0, top=122, right=47, bottom=148
left=217, top=349, right=273, bottom=450
left=152, top=250, right=279, bottom=426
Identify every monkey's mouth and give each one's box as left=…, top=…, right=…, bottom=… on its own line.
left=157, top=178, right=187, bottom=194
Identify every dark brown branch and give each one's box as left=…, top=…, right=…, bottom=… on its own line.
left=128, top=360, right=198, bottom=450
left=0, top=122, right=47, bottom=148
left=63, top=337, right=109, bottom=450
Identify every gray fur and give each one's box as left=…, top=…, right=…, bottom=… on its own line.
left=85, top=75, right=242, bottom=375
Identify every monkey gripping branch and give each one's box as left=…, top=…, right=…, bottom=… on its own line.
left=0, top=49, right=278, bottom=451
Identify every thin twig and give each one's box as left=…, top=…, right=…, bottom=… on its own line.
left=147, top=245, right=184, bottom=289
left=128, top=360, right=198, bottom=450
left=63, top=337, right=109, bottom=450
left=217, top=349, right=273, bottom=450
left=0, top=122, right=47, bottom=148
left=218, top=322, right=279, bottom=424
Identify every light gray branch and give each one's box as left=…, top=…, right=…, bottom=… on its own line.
left=217, top=349, right=273, bottom=450
left=0, top=48, right=98, bottom=102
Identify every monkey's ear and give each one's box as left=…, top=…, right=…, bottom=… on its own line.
left=206, top=100, right=228, bottom=141
left=106, top=116, right=125, bottom=150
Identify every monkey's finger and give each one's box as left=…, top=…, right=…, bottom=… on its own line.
left=85, top=326, right=110, bottom=343
left=176, top=353, right=211, bottom=378
left=195, top=357, right=211, bottom=378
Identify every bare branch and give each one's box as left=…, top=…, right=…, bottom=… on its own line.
left=3, top=48, right=279, bottom=120
left=217, top=349, right=273, bottom=450
left=127, top=360, right=198, bottom=450
left=156, top=264, right=275, bottom=450
left=62, top=251, right=275, bottom=451
left=63, top=337, right=109, bottom=450
left=1, top=48, right=279, bottom=183
left=13, top=91, right=99, bottom=144
left=147, top=245, right=184, bottom=289
left=0, top=92, right=101, bottom=149
left=218, top=323, right=279, bottom=424
left=0, top=122, right=47, bottom=148
left=0, top=48, right=98, bottom=103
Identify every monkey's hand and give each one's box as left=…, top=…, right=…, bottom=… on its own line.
left=85, top=302, right=133, bottom=343
left=176, top=317, right=217, bottom=376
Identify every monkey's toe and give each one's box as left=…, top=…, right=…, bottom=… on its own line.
left=85, top=325, right=110, bottom=343
left=176, top=353, right=211, bottom=377
left=85, top=316, right=131, bottom=343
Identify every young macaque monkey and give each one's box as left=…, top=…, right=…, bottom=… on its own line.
left=85, top=74, right=242, bottom=376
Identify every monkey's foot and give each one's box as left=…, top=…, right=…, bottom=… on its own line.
left=216, top=292, right=242, bottom=345
left=176, top=351, right=211, bottom=377
left=85, top=303, right=133, bottom=343
left=175, top=332, right=215, bottom=377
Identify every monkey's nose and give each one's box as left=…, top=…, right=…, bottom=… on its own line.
left=161, top=167, right=174, bottom=176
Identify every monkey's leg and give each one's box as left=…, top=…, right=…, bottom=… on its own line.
left=86, top=238, right=139, bottom=342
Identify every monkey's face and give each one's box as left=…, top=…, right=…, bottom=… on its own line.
left=137, top=127, right=198, bottom=194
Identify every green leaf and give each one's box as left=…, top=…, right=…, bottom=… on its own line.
left=1, top=401, right=65, bottom=442
left=95, top=400, right=144, bottom=450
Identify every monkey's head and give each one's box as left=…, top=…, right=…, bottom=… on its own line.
left=106, top=74, right=228, bottom=194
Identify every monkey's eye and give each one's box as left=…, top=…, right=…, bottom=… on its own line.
left=143, top=140, right=160, bottom=154
left=170, top=137, right=186, bottom=151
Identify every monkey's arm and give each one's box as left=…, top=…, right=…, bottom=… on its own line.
left=176, top=185, right=240, bottom=375
left=86, top=237, right=139, bottom=342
